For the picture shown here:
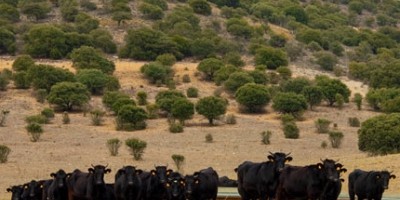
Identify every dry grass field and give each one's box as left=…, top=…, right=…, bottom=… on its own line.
left=1, top=57, right=400, bottom=199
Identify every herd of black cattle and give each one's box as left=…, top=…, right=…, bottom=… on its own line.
left=6, top=152, right=396, bottom=200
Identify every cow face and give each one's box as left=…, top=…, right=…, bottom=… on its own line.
left=50, top=169, right=69, bottom=188
left=88, top=165, right=112, bottom=186
left=320, top=159, right=342, bottom=182
left=378, top=171, right=396, bottom=190
left=267, top=152, right=293, bottom=172
left=118, top=166, right=142, bottom=186
left=7, top=185, right=23, bottom=200
left=21, top=180, right=43, bottom=199
left=184, top=175, right=200, bottom=198
left=151, top=166, right=173, bottom=184
left=166, top=177, right=185, bottom=198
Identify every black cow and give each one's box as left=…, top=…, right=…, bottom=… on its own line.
left=140, top=165, right=172, bottom=200
left=6, top=185, right=24, bottom=200
left=348, top=169, right=396, bottom=200
left=45, top=169, right=71, bottom=200
left=321, top=178, right=344, bottom=200
left=20, top=180, right=46, bottom=200
left=276, top=159, right=346, bottom=200
left=184, top=167, right=219, bottom=200
left=67, top=164, right=112, bottom=200
left=114, top=166, right=143, bottom=200
left=218, top=176, right=238, bottom=187
left=235, top=152, right=293, bottom=200
left=166, top=172, right=185, bottom=200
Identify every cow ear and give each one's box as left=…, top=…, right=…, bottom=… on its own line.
left=340, top=178, right=345, bottom=182
left=167, top=169, right=173, bottom=175
left=390, top=174, right=396, bottom=179
left=136, top=170, right=143, bottom=175
left=317, top=163, right=323, bottom=170
left=88, top=168, right=94, bottom=173
left=286, top=157, right=293, bottom=162
left=195, top=179, right=200, bottom=184
left=340, top=168, right=347, bottom=173
left=335, top=163, right=343, bottom=169
left=6, top=188, right=11, bottom=192
left=105, top=169, right=112, bottom=174
left=267, top=155, right=274, bottom=161
left=193, top=172, right=200, bottom=177
left=66, top=173, right=72, bottom=178
left=50, top=173, right=56, bottom=177
left=151, top=170, right=156, bottom=176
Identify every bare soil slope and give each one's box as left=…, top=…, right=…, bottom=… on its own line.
left=0, top=58, right=399, bottom=199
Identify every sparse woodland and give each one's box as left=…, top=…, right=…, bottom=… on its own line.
left=2, top=0, right=400, bottom=198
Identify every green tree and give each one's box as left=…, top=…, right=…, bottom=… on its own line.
left=117, top=105, right=148, bottom=130
left=255, top=47, right=288, bottom=70
left=76, top=69, right=108, bottom=95
left=353, top=93, right=363, bottom=110
left=155, top=90, right=186, bottom=113
left=138, top=3, right=164, bottom=20
left=315, top=75, right=351, bottom=106
left=190, top=37, right=216, bottom=59
left=284, top=6, right=308, bottom=24
left=13, top=71, right=30, bottom=89
left=12, top=55, right=35, bottom=71
left=60, top=1, right=79, bottom=22
left=197, top=58, right=224, bottom=81
left=74, top=12, right=99, bottom=33
left=112, top=5, right=132, bottom=26
left=20, top=2, right=51, bottom=21
left=140, top=62, right=172, bottom=84
left=70, top=46, right=115, bottom=74
left=112, top=98, right=136, bottom=114
left=272, top=92, right=308, bottom=116
left=89, top=29, right=117, bottom=54
left=171, top=98, right=194, bottom=124
left=156, top=54, right=176, bottom=66
left=314, top=51, right=338, bottom=71
left=189, top=0, right=211, bottom=15
left=302, top=86, right=323, bottom=110
left=248, top=70, right=268, bottom=85
left=102, top=91, right=130, bottom=109
left=214, top=65, right=240, bottom=85
left=235, top=83, right=271, bottom=113
left=224, top=72, right=254, bottom=93
left=47, top=82, right=91, bottom=111
left=195, top=96, right=227, bottom=125
left=226, top=18, right=254, bottom=39
left=27, top=64, right=75, bottom=92
left=0, top=27, right=16, bottom=55
left=280, top=77, right=311, bottom=94
left=0, top=3, right=19, bottom=22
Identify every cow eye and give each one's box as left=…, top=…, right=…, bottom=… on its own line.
left=166, top=183, right=170, bottom=187
left=195, top=180, right=199, bottom=184
left=151, top=171, right=156, bottom=176
left=24, top=186, right=28, bottom=189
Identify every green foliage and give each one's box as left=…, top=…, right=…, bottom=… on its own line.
left=27, top=64, right=75, bottom=92
left=348, top=1, right=363, bottom=14
left=47, top=82, right=91, bottom=111
left=269, top=34, right=287, bottom=48
left=283, top=122, right=299, bottom=139
left=35, top=89, right=47, bottom=103
left=140, top=62, right=172, bottom=85
left=171, top=154, right=185, bottom=172
left=0, top=145, right=10, bottom=163
left=255, top=47, right=288, bottom=70
left=155, top=90, right=186, bottom=113
left=119, top=28, right=180, bottom=61
left=74, top=13, right=99, bottom=33
left=71, top=46, right=115, bottom=74
left=76, top=69, right=109, bottom=95
left=143, top=0, right=167, bottom=10
left=224, top=72, right=254, bottom=93
left=302, top=86, right=323, bottom=110
left=26, top=122, right=43, bottom=142
left=12, top=55, right=34, bottom=71
left=169, top=122, right=184, bottom=133
left=248, top=70, right=268, bottom=85
left=20, top=2, right=51, bottom=21
left=285, top=41, right=304, bottom=61
left=112, top=3, right=132, bottom=26
left=276, top=66, right=292, bottom=80
left=0, top=72, right=10, bottom=90
left=117, top=105, right=148, bottom=131
left=235, top=83, right=270, bottom=113
left=112, top=98, right=136, bottom=114
left=186, top=87, right=199, bottom=98
left=146, top=104, right=159, bottom=119
left=60, top=1, right=79, bottom=22
left=284, top=6, right=308, bottom=24
left=214, top=65, right=239, bottom=85
left=190, top=38, right=216, bottom=59
left=13, top=71, right=30, bottom=89
left=0, top=3, right=19, bottom=22
left=41, top=108, right=54, bottom=119
left=196, top=96, right=227, bottom=125
left=125, top=138, right=147, bottom=160
left=296, top=29, right=326, bottom=49
left=156, top=54, right=177, bottom=66
left=208, top=0, right=240, bottom=8
left=329, top=42, right=344, bottom=56
left=138, top=3, right=164, bottom=20
left=281, top=77, right=311, bottom=94
left=220, top=6, right=247, bottom=19
left=26, top=114, right=48, bottom=124
left=272, top=92, right=308, bottom=115
left=90, top=109, right=105, bottom=126
left=80, top=0, right=97, bottom=11
left=171, top=98, right=194, bottom=124
left=281, top=113, right=295, bottom=125
left=226, top=18, right=254, bottom=39
left=0, top=27, right=16, bottom=55
left=348, top=117, right=360, bottom=127
left=329, top=131, right=344, bottom=148
left=106, top=138, right=121, bottom=156
left=102, top=91, right=130, bottom=110
left=335, top=93, right=344, bottom=109
left=315, top=118, right=331, bottom=134
left=314, top=51, right=338, bottom=71
left=315, top=75, right=351, bottom=106
left=261, top=130, right=272, bottom=145
left=223, top=52, right=244, bottom=67
left=353, top=93, right=363, bottom=110
left=197, top=58, right=224, bottom=81
left=189, top=0, right=211, bottom=15
left=205, top=133, right=213, bottom=143
left=136, top=91, right=148, bottom=105
left=89, top=29, right=117, bottom=54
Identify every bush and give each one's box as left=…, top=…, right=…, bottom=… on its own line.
left=283, top=122, right=299, bottom=139
left=26, top=114, right=48, bottom=124
left=102, top=91, right=130, bottom=110
left=171, top=98, right=194, bottom=125
left=146, top=104, right=159, bottom=119
left=281, top=114, right=295, bottom=125
left=189, top=0, right=212, bottom=15
left=261, top=130, right=272, bottom=145
left=171, top=154, right=185, bottom=172
left=169, top=122, right=184, bottom=133
left=182, top=74, right=191, bottom=83
left=47, top=82, right=91, bottom=111
left=353, top=93, right=363, bottom=110
left=107, top=138, right=122, bottom=156
left=0, top=110, right=10, bottom=127
left=224, top=72, right=254, bottom=93
left=348, top=117, right=361, bottom=127
left=117, top=105, right=148, bottom=131
left=186, top=87, right=199, bottom=98
left=314, top=51, right=338, bottom=71
left=272, top=92, right=308, bottom=117
left=136, top=91, right=148, bottom=106
left=70, top=46, right=115, bottom=74
left=138, top=3, right=164, bottom=20
left=205, top=133, right=213, bottom=143
left=0, top=145, right=11, bottom=163
left=196, top=96, right=227, bottom=125
left=90, top=110, right=105, bottom=126
left=41, top=108, right=54, bottom=119
left=329, top=131, right=344, bottom=148
left=197, top=58, right=224, bottom=81
left=80, top=0, right=97, bottom=11
left=35, top=89, right=47, bottom=103
left=12, top=55, right=35, bottom=71
left=225, top=114, right=236, bottom=124
left=0, top=73, right=10, bottom=91
left=141, top=62, right=172, bottom=85
left=26, top=123, right=43, bottom=142
left=315, top=118, right=331, bottom=133
left=335, top=93, right=344, bottom=109
left=76, top=69, right=109, bottom=95
left=125, top=138, right=147, bottom=160
left=156, top=54, right=177, bottom=66
left=254, top=47, right=288, bottom=70
left=235, top=83, right=270, bottom=113
left=13, top=72, right=30, bottom=89
left=62, top=112, right=70, bottom=124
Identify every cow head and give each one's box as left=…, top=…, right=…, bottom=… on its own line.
left=88, top=164, right=112, bottom=186
left=50, top=169, right=70, bottom=188
left=151, top=165, right=173, bottom=184
left=183, top=175, right=200, bottom=199
left=7, top=185, right=23, bottom=200
left=318, top=159, right=344, bottom=182
left=377, top=171, right=396, bottom=190
left=166, top=177, right=185, bottom=198
left=267, top=152, right=293, bottom=172
left=116, top=166, right=142, bottom=186
left=21, top=180, right=43, bottom=198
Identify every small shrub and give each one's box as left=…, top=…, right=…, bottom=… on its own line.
left=35, top=89, right=47, bottom=103
left=0, top=145, right=11, bottom=163
left=261, top=131, right=272, bottom=145
left=90, top=109, right=105, bottom=126
left=283, top=122, right=299, bottom=139
left=329, top=131, right=344, bottom=148
left=333, top=123, right=338, bottom=129
left=225, top=114, right=236, bottom=124
left=182, top=74, right=191, bottom=83
left=315, top=118, right=331, bottom=133
left=321, top=141, right=328, bottom=149
left=0, top=110, right=10, bottom=127
left=169, top=122, right=184, bottom=133
left=146, top=104, right=159, bottom=119
left=125, top=138, right=147, bottom=160
left=335, top=93, right=344, bottom=109
left=333, top=66, right=344, bottom=77
left=41, top=108, right=55, bottom=119
left=353, top=93, right=362, bottom=110
left=26, top=123, right=43, bottom=142
left=205, top=133, right=213, bottom=143
left=156, top=54, right=176, bottom=66
left=137, top=91, right=148, bottom=105
left=213, top=87, right=224, bottom=96
left=281, top=114, right=295, bottom=125
left=171, top=154, right=185, bottom=173
left=186, top=87, right=199, bottom=98
left=25, top=115, right=48, bottom=124
left=80, top=0, right=97, bottom=11
left=62, top=112, right=70, bottom=124
left=107, top=138, right=122, bottom=156
left=348, top=117, right=361, bottom=127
